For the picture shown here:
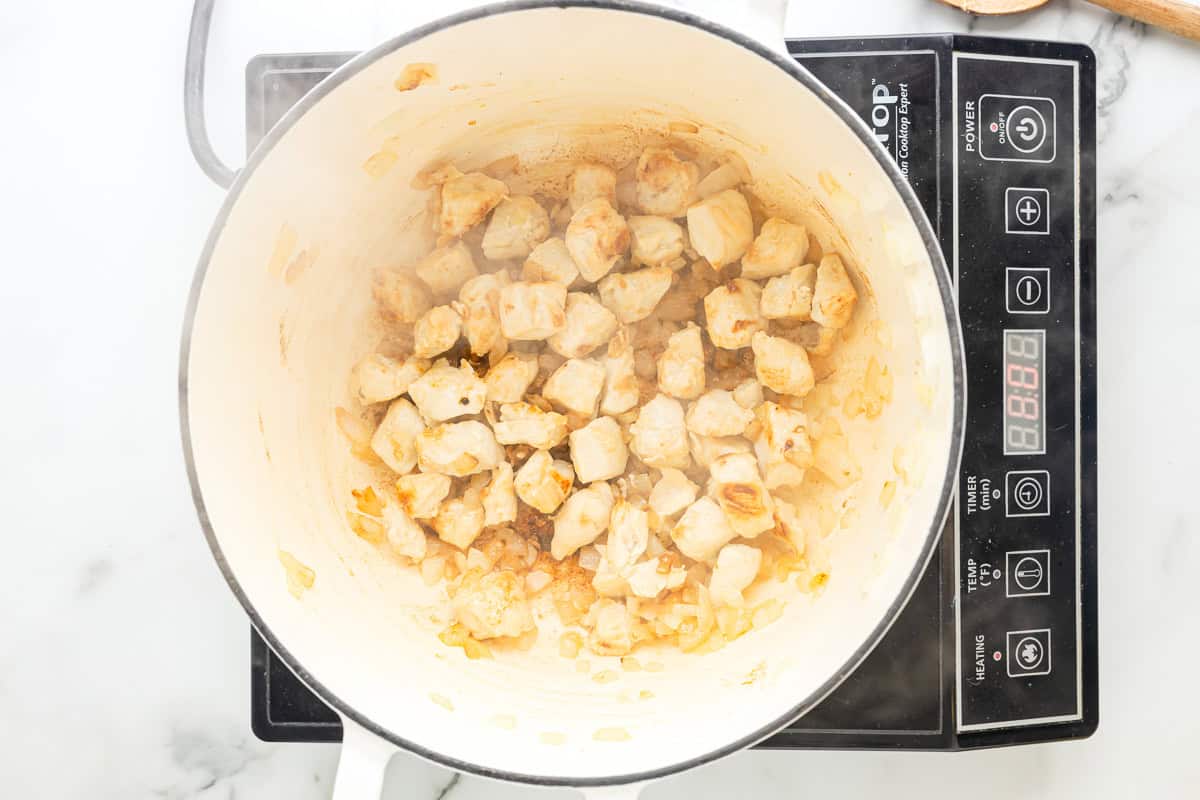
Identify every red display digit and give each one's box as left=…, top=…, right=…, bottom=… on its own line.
left=1007, top=363, right=1039, bottom=390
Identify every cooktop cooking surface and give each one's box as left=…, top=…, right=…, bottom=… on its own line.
left=244, top=34, right=1097, bottom=750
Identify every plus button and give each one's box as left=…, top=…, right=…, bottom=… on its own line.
left=1017, top=197, right=1040, bottom=222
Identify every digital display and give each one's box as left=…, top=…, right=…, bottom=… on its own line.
left=1003, top=330, right=1046, bottom=455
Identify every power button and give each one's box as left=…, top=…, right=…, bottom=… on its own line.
left=979, top=94, right=1056, bottom=163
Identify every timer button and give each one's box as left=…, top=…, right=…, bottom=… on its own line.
left=1005, top=470, right=1050, bottom=518
left=1006, top=267, right=1051, bottom=315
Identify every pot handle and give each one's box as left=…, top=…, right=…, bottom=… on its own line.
left=184, top=0, right=790, bottom=190
left=184, top=0, right=236, bottom=188
left=331, top=716, right=399, bottom=799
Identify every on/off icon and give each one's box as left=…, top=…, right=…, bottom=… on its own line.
left=979, top=94, right=1056, bottom=163
left=1007, top=105, right=1048, bottom=154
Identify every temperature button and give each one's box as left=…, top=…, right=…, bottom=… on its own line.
left=979, top=94, right=1056, bottom=163
left=1006, top=549, right=1051, bottom=597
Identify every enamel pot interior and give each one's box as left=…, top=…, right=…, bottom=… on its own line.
left=182, top=1, right=964, bottom=785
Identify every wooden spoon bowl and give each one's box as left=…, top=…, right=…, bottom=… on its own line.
left=939, top=0, right=1049, bottom=11
left=936, top=0, right=1200, bottom=40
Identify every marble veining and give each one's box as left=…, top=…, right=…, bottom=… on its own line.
left=1091, top=16, right=1143, bottom=142
left=1, top=0, right=1198, bottom=798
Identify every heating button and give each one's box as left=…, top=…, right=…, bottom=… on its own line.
left=1006, top=629, right=1052, bottom=677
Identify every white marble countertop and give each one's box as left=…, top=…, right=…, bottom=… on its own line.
left=2, top=0, right=1199, bottom=797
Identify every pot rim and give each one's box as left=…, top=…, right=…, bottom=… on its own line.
left=179, top=0, right=967, bottom=786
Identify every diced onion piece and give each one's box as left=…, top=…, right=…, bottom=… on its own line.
left=813, top=428, right=862, bottom=489
left=696, top=156, right=750, bottom=199
left=452, top=569, right=534, bottom=639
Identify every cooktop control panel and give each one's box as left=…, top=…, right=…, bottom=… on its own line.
left=246, top=34, right=1097, bottom=751
left=790, top=36, right=1096, bottom=746
left=950, top=52, right=1089, bottom=733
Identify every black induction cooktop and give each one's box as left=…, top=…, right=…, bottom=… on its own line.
left=245, top=34, right=1097, bottom=750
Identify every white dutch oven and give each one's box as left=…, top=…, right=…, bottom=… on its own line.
left=180, top=0, right=965, bottom=796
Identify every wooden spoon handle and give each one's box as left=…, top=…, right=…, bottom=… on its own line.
left=1087, top=0, right=1200, bottom=40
